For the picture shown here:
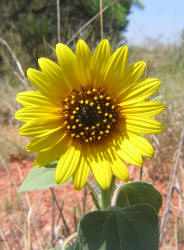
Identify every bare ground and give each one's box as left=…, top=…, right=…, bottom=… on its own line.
left=0, top=159, right=183, bottom=249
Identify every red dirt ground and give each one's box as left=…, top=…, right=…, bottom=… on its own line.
left=0, top=159, right=183, bottom=250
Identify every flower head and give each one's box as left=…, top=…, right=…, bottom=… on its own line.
left=15, top=39, right=164, bottom=190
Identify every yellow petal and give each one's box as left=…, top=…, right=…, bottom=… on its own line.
left=27, top=68, right=64, bottom=101
left=91, top=39, right=111, bottom=87
left=125, top=116, right=164, bottom=134
left=75, top=39, right=92, bottom=85
left=15, top=107, right=61, bottom=122
left=55, top=145, right=81, bottom=185
left=122, top=61, right=146, bottom=85
left=34, top=136, right=69, bottom=167
left=19, top=118, right=63, bottom=137
left=110, top=158, right=129, bottom=182
left=72, top=156, right=90, bottom=190
left=117, top=137, right=143, bottom=166
left=120, top=101, right=165, bottom=117
left=27, top=68, right=50, bottom=95
left=56, top=43, right=80, bottom=88
left=16, top=91, right=58, bottom=107
left=38, top=57, right=70, bottom=93
left=126, top=132, right=154, bottom=158
left=113, top=61, right=146, bottom=96
left=104, top=45, right=128, bottom=89
left=26, top=129, right=65, bottom=152
left=90, top=150, right=112, bottom=190
left=119, top=78, right=161, bottom=105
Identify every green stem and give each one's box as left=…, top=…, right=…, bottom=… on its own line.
left=100, top=175, right=116, bottom=210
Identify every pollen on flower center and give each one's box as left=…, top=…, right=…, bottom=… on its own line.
left=62, top=86, right=120, bottom=143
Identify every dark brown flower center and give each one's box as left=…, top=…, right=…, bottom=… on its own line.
left=62, top=86, right=120, bottom=143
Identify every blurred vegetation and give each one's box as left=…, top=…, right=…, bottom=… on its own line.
left=0, top=0, right=144, bottom=61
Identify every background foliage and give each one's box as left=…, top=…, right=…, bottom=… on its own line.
left=0, top=0, right=143, bottom=60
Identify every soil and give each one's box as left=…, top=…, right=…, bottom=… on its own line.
left=0, top=159, right=183, bottom=250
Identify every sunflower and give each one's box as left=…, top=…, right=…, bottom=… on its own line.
left=15, top=39, right=164, bottom=190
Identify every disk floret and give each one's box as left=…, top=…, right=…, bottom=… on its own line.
left=62, top=86, right=120, bottom=143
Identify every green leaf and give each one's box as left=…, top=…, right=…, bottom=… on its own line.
left=19, top=162, right=71, bottom=192
left=78, top=204, right=159, bottom=250
left=87, top=183, right=100, bottom=210
left=151, top=95, right=163, bottom=102
left=91, top=192, right=101, bottom=210
left=116, top=181, right=162, bottom=213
